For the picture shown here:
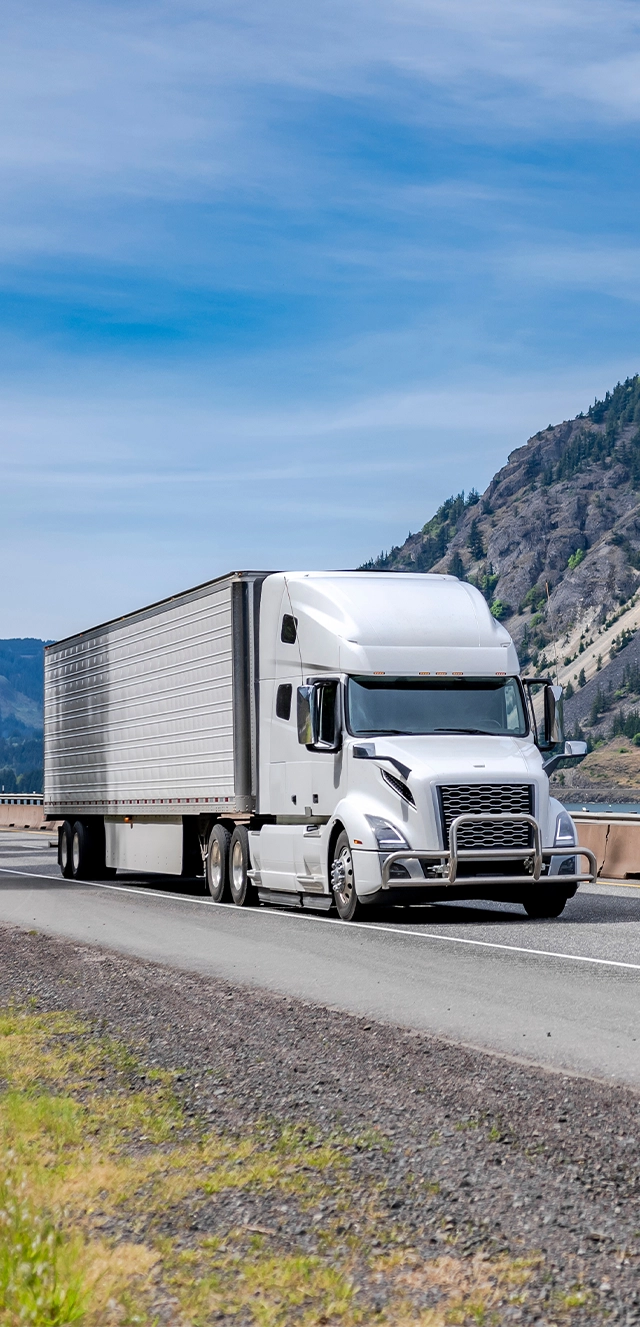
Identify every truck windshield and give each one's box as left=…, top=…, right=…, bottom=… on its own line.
left=346, top=676, right=527, bottom=737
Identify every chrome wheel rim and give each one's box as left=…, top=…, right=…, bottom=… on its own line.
left=209, top=838, right=222, bottom=892
left=72, top=831, right=81, bottom=874
left=60, top=834, right=69, bottom=871
left=331, top=844, right=354, bottom=908
left=231, top=840, right=244, bottom=896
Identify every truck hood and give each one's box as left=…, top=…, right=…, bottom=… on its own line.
left=364, top=734, right=543, bottom=781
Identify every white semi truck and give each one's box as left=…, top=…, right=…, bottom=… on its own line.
left=45, top=570, right=595, bottom=919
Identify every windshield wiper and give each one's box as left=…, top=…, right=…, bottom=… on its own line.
left=433, top=727, right=497, bottom=735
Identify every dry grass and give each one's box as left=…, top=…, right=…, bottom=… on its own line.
left=574, top=738, right=640, bottom=786
left=0, top=1006, right=543, bottom=1326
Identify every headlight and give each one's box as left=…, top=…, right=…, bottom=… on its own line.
left=554, top=810, right=576, bottom=847
left=364, top=816, right=409, bottom=850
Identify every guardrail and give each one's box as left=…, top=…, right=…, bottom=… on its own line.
left=0, top=795, right=43, bottom=806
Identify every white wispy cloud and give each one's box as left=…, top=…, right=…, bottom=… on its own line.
left=2, top=0, right=640, bottom=202
left=1, top=0, right=640, bottom=635
left=505, top=243, right=640, bottom=300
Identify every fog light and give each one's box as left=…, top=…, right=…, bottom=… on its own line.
left=389, top=861, right=411, bottom=879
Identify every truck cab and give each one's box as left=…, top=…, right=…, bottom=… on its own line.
left=250, top=571, right=592, bottom=919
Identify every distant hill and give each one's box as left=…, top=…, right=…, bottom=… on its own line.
left=363, top=375, right=640, bottom=654
left=0, top=639, right=48, bottom=793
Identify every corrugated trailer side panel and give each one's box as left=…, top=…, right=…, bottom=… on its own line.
left=44, top=575, right=257, bottom=818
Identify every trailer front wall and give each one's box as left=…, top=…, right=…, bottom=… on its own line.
left=44, top=580, right=240, bottom=817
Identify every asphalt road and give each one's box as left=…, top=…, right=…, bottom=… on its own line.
left=1, top=830, right=638, bottom=1088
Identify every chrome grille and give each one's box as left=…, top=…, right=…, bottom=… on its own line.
left=438, top=784, right=534, bottom=850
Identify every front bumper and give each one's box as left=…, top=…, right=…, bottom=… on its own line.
left=379, top=813, right=596, bottom=891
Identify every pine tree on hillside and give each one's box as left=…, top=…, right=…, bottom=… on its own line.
left=467, top=519, right=485, bottom=561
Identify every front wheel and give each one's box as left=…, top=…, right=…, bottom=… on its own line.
left=331, top=830, right=364, bottom=921
left=523, top=891, right=568, bottom=919
left=229, top=825, right=256, bottom=907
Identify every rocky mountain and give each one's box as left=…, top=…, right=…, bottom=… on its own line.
left=364, top=374, right=640, bottom=668
left=363, top=374, right=640, bottom=798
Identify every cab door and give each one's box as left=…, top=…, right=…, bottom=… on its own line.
left=310, top=680, right=344, bottom=817
left=293, top=679, right=345, bottom=891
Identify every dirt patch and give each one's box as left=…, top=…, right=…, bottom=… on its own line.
left=572, top=741, right=640, bottom=787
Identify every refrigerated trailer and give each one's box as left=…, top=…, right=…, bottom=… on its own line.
left=45, top=570, right=596, bottom=919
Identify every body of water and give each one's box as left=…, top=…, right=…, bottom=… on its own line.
left=564, top=802, right=640, bottom=815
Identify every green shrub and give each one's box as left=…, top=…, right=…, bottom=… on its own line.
left=0, top=1163, right=86, bottom=1326
left=521, top=585, right=546, bottom=614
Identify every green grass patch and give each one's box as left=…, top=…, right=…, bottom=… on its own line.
left=0, top=1005, right=542, bottom=1325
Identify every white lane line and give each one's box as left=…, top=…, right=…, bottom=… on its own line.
left=1, top=865, right=639, bottom=973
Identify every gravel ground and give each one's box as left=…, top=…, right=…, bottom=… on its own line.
left=0, top=921, right=638, bottom=1325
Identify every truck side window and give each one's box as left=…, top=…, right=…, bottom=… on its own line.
left=275, top=683, right=292, bottom=721
left=281, top=614, right=297, bottom=644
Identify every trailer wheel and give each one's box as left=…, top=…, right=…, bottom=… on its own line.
left=59, top=821, right=74, bottom=878
left=206, top=824, right=231, bottom=902
left=331, top=830, right=364, bottom=921
left=522, top=891, right=568, bottom=919
left=71, top=821, right=93, bottom=879
left=229, top=825, right=256, bottom=907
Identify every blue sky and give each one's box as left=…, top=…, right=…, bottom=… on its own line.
left=4, top=0, right=640, bottom=637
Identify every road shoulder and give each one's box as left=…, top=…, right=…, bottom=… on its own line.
left=0, top=921, right=638, bottom=1324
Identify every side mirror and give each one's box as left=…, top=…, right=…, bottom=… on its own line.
left=297, top=686, right=316, bottom=746
left=297, top=681, right=342, bottom=751
left=543, top=738, right=587, bottom=776
left=523, top=677, right=565, bottom=751
left=543, top=684, right=563, bottom=749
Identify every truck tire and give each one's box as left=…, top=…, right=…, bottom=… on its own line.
left=206, top=824, right=231, bottom=902
left=229, top=825, right=256, bottom=907
left=331, top=830, right=364, bottom=921
left=523, top=891, right=568, bottom=919
left=71, top=821, right=93, bottom=880
left=59, top=821, right=74, bottom=878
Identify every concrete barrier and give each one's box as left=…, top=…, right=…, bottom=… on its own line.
left=0, top=798, right=55, bottom=832
left=574, top=813, right=640, bottom=880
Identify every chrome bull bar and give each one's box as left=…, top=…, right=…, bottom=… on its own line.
left=380, top=812, right=597, bottom=890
